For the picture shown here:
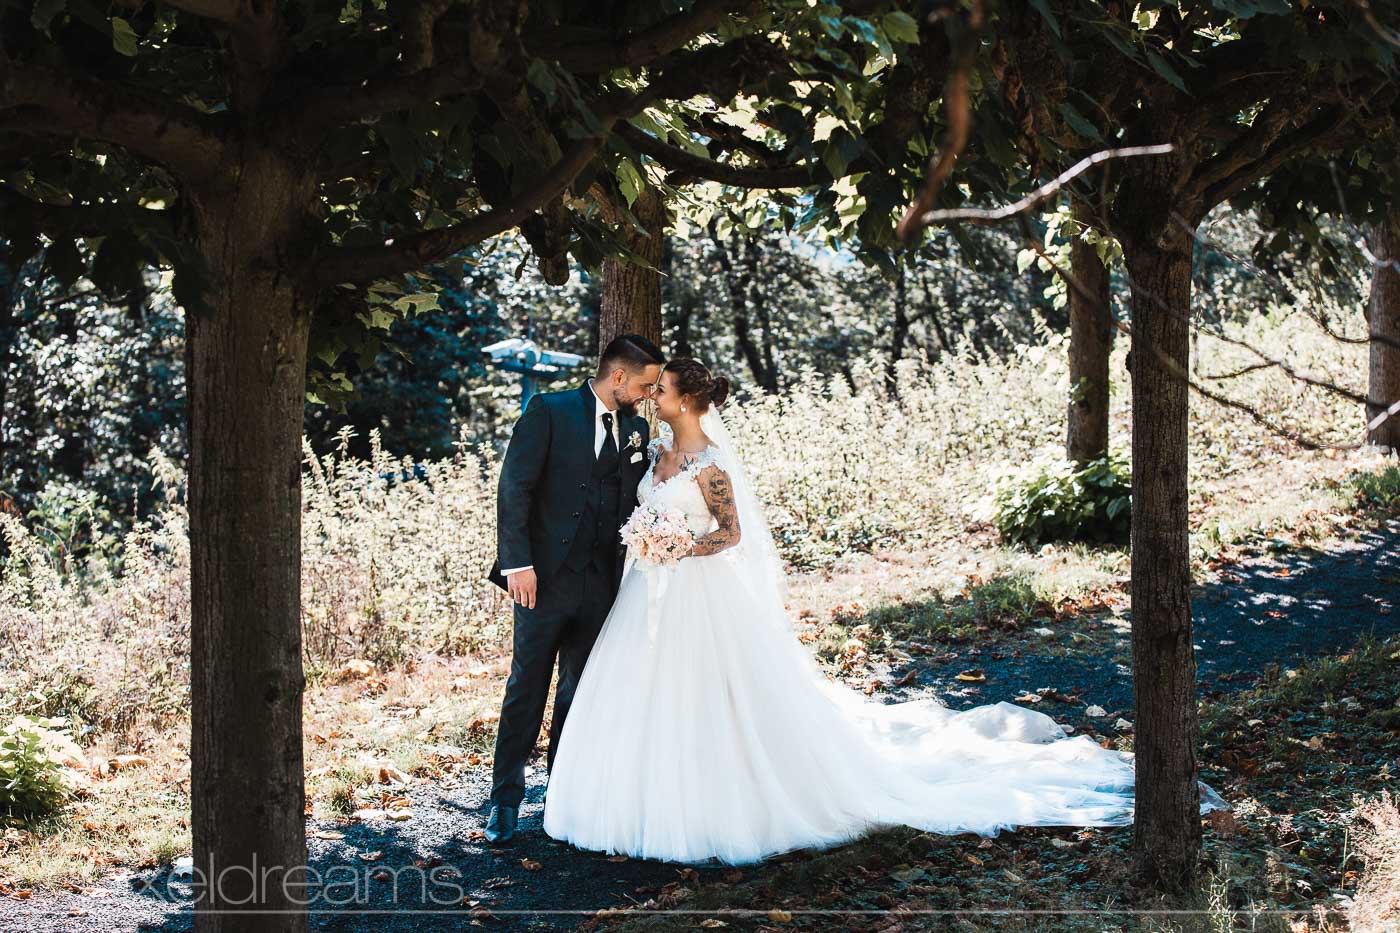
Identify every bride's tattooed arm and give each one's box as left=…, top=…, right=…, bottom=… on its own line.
left=690, top=465, right=742, bottom=555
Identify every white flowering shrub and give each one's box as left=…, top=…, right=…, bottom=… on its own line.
left=0, top=288, right=1380, bottom=726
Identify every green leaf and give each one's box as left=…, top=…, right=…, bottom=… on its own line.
left=31, top=0, right=66, bottom=35
left=526, top=59, right=557, bottom=106
left=615, top=157, right=643, bottom=208
left=881, top=10, right=920, bottom=44
left=110, top=15, right=138, bottom=56
left=1211, top=0, right=1291, bottom=18
left=1028, top=0, right=1062, bottom=38
left=1057, top=102, right=1102, bottom=141
left=1145, top=49, right=1187, bottom=93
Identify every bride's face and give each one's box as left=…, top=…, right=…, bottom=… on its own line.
left=651, top=371, right=694, bottom=424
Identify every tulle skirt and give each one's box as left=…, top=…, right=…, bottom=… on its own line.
left=541, top=551, right=1228, bottom=865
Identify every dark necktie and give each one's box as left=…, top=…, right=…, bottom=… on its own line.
left=600, top=411, right=618, bottom=461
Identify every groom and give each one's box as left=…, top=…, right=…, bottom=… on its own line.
left=483, top=333, right=665, bottom=843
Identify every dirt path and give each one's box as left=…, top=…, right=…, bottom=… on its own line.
left=8, top=518, right=1397, bottom=932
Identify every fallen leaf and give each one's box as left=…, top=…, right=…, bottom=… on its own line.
left=311, top=830, right=345, bottom=840
left=378, top=765, right=412, bottom=786
left=767, top=908, right=793, bottom=923
left=521, top=858, right=542, bottom=871
left=955, top=669, right=986, bottom=683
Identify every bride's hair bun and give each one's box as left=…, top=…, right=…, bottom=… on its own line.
left=708, top=375, right=731, bottom=408
left=665, top=358, right=731, bottom=413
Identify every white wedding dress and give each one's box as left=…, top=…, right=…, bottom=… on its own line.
left=541, top=407, right=1229, bottom=865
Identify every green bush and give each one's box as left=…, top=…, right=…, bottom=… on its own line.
left=1351, top=463, right=1400, bottom=513
left=980, top=448, right=1132, bottom=548
left=0, top=715, right=83, bottom=822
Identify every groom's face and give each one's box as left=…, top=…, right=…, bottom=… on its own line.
left=603, top=363, right=663, bottom=417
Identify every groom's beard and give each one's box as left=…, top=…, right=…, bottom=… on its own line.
left=612, top=392, right=639, bottom=418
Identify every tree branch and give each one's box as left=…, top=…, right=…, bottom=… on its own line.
left=616, top=121, right=845, bottom=188
left=309, top=88, right=645, bottom=288
left=917, top=144, right=1174, bottom=226
left=274, top=0, right=522, bottom=139
left=0, top=185, right=171, bottom=237
left=400, top=0, right=456, bottom=74
left=0, top=58, right=227, bottom=185
left=157, top=0, right=240, bottom=23
left=1192, top=94, right=1296, bottom=187
left=896, top=0, right=983, bottom=244
left=521, top=0, right=752, bottom=73
left=273, top=55, right=485, bottom=139
left=308, top=35, right=789, bottom=288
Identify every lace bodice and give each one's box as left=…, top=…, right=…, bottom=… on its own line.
left=638, top=434, right=724, bottom=537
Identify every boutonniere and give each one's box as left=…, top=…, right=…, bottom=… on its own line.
left=626, top=430, right=644, bottom=463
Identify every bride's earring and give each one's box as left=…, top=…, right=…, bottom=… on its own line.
left=681, top=405, right=687, bottom=413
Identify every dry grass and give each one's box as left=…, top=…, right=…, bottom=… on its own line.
left=1349, top=791, right=1400, bottom=932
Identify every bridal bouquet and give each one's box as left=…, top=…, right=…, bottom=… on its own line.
left=619, top=504, right=695, bottom=567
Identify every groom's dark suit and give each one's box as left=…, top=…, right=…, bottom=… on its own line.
left=487, top=380, right=650, bottom=808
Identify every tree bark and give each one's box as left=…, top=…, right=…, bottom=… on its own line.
left=1368, top=206, right=1400, bottom=451
left=186, top=152, right=314, bottom=933
left=887, top=262, right=909, bottom=395
left=597, top=184, right=666, bottom=353
left=0, top=243, right=13, bottom=485
left=1066, top=198, right=1114, bottom=465
left=1117, top=187, right=1204, bottom=892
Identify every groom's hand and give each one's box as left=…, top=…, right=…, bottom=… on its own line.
left=507, top=569, right=538, bottom=609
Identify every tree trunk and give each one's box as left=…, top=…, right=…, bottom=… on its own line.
left=1368, top=207, right=1400, bottom=451
left=186, top=154, right=314, bottom=933
left=730, top=235, right=779, bottom=393
left=1119, top=207, right=1203, bottom=892
left=917, top=267, right=953, bottom=354
left=1066, top=199, right=1114, bottom=465
left=0, top=243, right=13, bottom=485
left=887, top=261, right=909, bottom=395
left=598, top=184, right=666, bottom=353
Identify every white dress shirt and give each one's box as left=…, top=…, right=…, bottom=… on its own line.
left=502, top=380, right=619, bottom=576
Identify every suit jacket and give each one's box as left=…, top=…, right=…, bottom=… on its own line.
left=488, top=381, right=650, bottom=591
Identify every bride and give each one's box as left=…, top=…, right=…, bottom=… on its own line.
left=541, top=357, right=1228, bottom=865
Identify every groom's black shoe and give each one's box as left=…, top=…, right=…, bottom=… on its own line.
left=484, top=803, right=517, bottom=844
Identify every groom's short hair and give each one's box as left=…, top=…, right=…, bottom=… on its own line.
left=599, top=333, right=666, bottom=375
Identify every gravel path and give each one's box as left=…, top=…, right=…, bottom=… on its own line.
left=7, top=518, right=1397, bottom=932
